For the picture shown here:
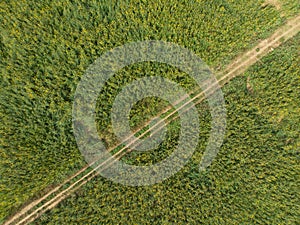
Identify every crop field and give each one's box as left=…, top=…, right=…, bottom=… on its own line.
left=27, top=31, right=299, bottom=225
left=0, top=0, right=299, bottom=224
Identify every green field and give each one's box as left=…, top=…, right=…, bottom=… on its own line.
left=0, top=0, right=299, bottom=224
left=29, top=32, right=299, bottom=225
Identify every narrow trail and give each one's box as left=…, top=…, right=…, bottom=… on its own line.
left=4, top=14, right=300, bottom=225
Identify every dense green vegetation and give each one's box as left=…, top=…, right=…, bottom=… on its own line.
left=34, top=32, right=300, bottom=225
left=0, top=0, right=299, bottom=223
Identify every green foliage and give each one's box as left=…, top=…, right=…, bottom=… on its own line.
left=0, top=0, right=299, bottom=223
left=32, top=32, right=300, bottom=225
